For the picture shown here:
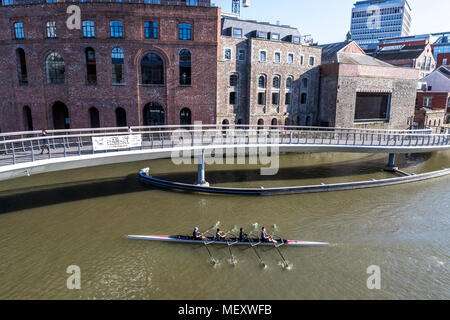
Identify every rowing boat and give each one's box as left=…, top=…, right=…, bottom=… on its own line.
left=125, top=235, right=329, bottom=247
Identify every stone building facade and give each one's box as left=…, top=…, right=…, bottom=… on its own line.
left=0, top=0, right=220, bottom=132
left=217, top=17, right=322, bottom=127
left=319, top=41, right=419, bottom=130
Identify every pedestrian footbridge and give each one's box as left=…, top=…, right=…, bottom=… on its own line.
left=0, top=125, right=449, bottom=182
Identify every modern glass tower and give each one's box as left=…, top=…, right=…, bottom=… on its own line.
left=350, top=0, right=412, bottom=50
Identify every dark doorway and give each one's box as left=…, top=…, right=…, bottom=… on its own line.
left=52, top=101, right=69, bottom=129
left=143, top=102, right=165, bottom=126
left=116, top=107, right=127, bottom=127
left=180, top=108, right=192, bottom=125
left=23, top=106, right=33, bottom=131
left=89, top=107, right=100, bottom=128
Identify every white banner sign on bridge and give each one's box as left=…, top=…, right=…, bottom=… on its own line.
left=92, top=134, right=142, bottom=151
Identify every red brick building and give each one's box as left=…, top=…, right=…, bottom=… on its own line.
left=0, top=0, right=220, bottom=132
left=436, top=53, right=450, bottom=67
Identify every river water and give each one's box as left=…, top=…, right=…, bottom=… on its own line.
left=0, top=152, right=448, bottom=300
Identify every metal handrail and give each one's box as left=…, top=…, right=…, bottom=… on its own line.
left=0, top=126, right=449, bottom=167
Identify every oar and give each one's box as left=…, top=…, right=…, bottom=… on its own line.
left=203, top=241, right=217, bottom=266
left=226, top=231, right=238, bottom=265
left=203, top=221, right=221, bottom=237
left=201, top=222, right=220, bottom=266
left=272, top=232, right=290, bottom=269
left=248, top=232, right=267, bottom=268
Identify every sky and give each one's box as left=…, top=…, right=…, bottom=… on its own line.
left=211, top=0, right=450, bottom=44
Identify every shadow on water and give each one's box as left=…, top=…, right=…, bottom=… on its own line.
left=0, top=154, right=431, bottom=214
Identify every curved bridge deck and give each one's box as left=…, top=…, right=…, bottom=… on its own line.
left=0, top=125, right=449, bottom=181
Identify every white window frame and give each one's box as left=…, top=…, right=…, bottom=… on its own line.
left=274, top=51, right=281, bottom=63
left=224, top=48, right=232, bottom=60
left=259, top=50, right=267, bottom=62
left=287, top=53, right=294, bottom=64
left=423, top=97, right=433, bottom=107
left=309, top=55, right=315, bottom=67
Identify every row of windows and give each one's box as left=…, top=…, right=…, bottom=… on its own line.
left=352, top=6, right=403, bottom=19
left=12, top=20, right=193, bottom=41
left=259, top=51, right=315, bottom=66
left=21, top=104, right=195, bottom=131
left=354, top=32, right=402, bottom=41
left=256, top=75, right=308, bottom=90
left=351, top=20, right=402, bottom=30
left=352, top=27, right=402, bottom=36
left=352, top=14, right=404, bottom=24
left=222, top=48, right=316, bottom=66
left=15, top=47, right=192, bottom=86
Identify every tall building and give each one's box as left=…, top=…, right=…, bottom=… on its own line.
left=350, top=0, right=412, bottom=50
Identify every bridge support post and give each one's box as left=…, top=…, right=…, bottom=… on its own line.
left=196, top=150, right=209, bottom=187
left=384, top=153, right=398, bottom=172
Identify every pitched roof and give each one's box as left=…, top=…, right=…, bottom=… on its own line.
left=319, top=41, right=393, bottom=67
left=319, top=41, right=350, bottom=63
left=375, top=44, right=427, bottom=61
left=437, top=66, right=450, bottom=79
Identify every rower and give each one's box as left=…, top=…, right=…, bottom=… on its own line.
left=239, top=228, right=248, bottom=242
left=193, top=227, right=207, bottom=241
left=215, top=228, right=229, bottom=241
left=261, top=227, right=277, bottom=243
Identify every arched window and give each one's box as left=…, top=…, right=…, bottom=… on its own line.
left=89, top=107, right=100, bottom=128
left=52, top=101, right=69, bottom=129
left=23, top=106, right=33, bottom=131
left=258, top=75, right=266, bottom=89
left=112, top=47, right=124, bottom=84
left=116, top=107, right=127, bottom=127
left=180, top=108, right=192, bottom=125
left=273, top=75, right=281, bottom=89
left=257, top=119, right=264, bottom=131
left=179, top=49, right=191, bottom=85
left=285, top=118, right=290, bottom=129
left=286, top=77, right=293, bottom=89
left=16, top=48, right=28, bottom=85
left=46, top=52, right=65, bottom=84
left=85, top=47, right=97, bottom=84
left=143, top=102, right=165, bottom=126
left=302, top=78, right=308, bottom=88
left=230, top=74, right=238, bottom=87
left=271, top=118, right=278, bottom=128
left=141, top=53, right=164, bottom=85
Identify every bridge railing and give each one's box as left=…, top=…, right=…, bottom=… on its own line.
left=0, top=125, right=434, bottom=143
left=0, top=127, right=449, bottom=167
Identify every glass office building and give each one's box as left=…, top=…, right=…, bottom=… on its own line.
left=350, top=0, right=412, bottom=50
left=432, top=32, right=450, bottom=60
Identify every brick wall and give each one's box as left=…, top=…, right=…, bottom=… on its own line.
left=0, top=3, right=220, bottom=132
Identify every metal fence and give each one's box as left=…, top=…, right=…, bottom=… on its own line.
left=0, top=126, right=449, bottom=167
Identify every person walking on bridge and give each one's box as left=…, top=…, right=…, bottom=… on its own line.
left=39, top=129, right=50, bottom=154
